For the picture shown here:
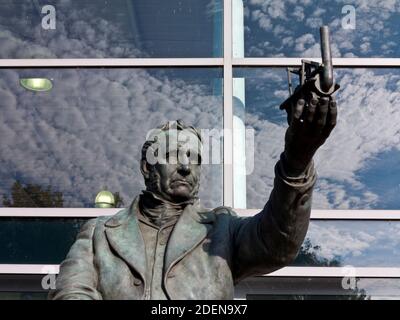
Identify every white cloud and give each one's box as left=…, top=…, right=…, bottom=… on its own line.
left=251, top=10, right=273, bottom=31
left=294, top=33, right=316, bottom=52
left=301, top=220, right=400, bottom=267
left=265, top=1, right=287, bottom=20
left=305, top=222, right=376, bottom=261
left=360, top=42, right=371, bottom=54
left=305, top=17, right=323, bottom=29
left=292, top=6, right=305, bottom=21
left=282, top=36, right=294, bottom=47
left=312, top=7, right=326, bottom=17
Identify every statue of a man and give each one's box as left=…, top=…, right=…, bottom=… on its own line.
left=50, top=96, right=337, bottom=300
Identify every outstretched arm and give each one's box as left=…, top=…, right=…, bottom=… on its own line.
left=231, top=96, right=337, bottom=282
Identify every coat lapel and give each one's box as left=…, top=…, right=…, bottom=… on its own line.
left=164, top=203, right=215, bottom=275
left=104, top=197, right=147, bottom=282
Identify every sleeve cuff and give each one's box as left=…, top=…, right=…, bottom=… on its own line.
left=277, top=153, right=316, bottom=187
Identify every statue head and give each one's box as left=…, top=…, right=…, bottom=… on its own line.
left=140, top=120, right=202, bottom=203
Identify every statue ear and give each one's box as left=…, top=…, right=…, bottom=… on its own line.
left=140, top=159, right=150, bottom=180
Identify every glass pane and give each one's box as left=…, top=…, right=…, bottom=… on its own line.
left=294, top=221, right=400, bottom=267
left=3, top=218, right=399, bottom=267
left=233, top=67, right=400, bottom=210
left=0, top=218, right=87, bottom=264
left=0, top=0, right=222, bottom=58
left=2, top=275, right=400, bottom=300
left=0, top=68, right=223, bottom=208
left=237, top=0, right=400, bottom=58
left=237, top=277, right=400, bottom=300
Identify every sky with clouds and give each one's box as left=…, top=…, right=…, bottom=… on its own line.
left=236, top=0, right=400, bottom=266
left=1, top=0, right=400, bottom=269
left=0, top=68, right=224, bottom=208
left=296, top=220, right=400, bottom=267
left=242, top=0, right=400, bottom=57
left=0, top=0, right=221, bottom=58
left=0, top=0, right=224, bottom=208
left=238, top=67, right=400, bottom=211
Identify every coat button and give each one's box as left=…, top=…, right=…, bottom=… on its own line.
left=299, top=194, right=309, bottom=206
left=159, top=231, right=168, bottom=245
left=133, top=278, right=142, bottom=286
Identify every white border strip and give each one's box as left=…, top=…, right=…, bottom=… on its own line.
left=1, top=208, right=399, bottom=219
left=0, top=264, right=59, bottom=274
left=236, top=209, right=400, bottom=220
left=0, top=58, right=224, bottom=67
left=267, top=267, right=400, bottom=278
left=1, top=265, right=399, bottom=278
left=223, top=0, right=234, bottom=207
left=2, top=58, right=400, bottom=68
left=0, top=208, right=118, bottom=217
left=233, top=57, right=400, bottom=67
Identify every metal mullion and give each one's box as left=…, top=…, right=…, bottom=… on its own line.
left=235, top=209, right=400, bottom=220
left=267, top=267, right=400, bottom=278
left=0, top=58, right=224, bottom=68
left=223, top=0, right=234, bottom=207
left=0, top=208, right=117, bottom=217
left=2, top=208, right=400, bottom=219
left=233, top=57, right=400, bottom=67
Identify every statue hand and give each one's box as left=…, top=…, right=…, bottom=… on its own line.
left=282, top=94, right=337, bottom=176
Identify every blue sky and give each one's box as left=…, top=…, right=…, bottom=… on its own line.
left=243, top=0, right=400, bottom=57
left=296, top=220, right=400, bottom=267
left=236, top=67, right=400, bottom=210
left=0, top=0, right=222, bottom=58
left=0, top=68, right=224, bottom=208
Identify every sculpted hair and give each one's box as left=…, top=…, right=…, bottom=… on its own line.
left=140, top=119, right=202, bottom=163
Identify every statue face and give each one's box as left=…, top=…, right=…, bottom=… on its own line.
left=150, top=144, right=201, bottom=203
left=141, top=127, right=202, bottom=203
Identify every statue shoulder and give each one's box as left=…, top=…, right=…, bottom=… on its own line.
left=80, top=208, right=126, bottom=233
left=212, top=205, right=238, bottom=217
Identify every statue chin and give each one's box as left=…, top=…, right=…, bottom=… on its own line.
left=147, top=184, right=194, bottom=204
left=166, top=189, right=195, bottom=204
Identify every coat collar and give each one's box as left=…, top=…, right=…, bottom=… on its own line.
left=104, top=197, right=147, bottom=282
left=104, top=195, right=215, bottom=282
left=164, top=201, right=215, bottom=275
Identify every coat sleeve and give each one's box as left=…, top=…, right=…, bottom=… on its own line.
left=49, top=219, right=103, bottom=300
left=230, top=156, right=316, bottom=283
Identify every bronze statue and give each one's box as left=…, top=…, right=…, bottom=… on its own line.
left=50, top=27, right=339, bottom=300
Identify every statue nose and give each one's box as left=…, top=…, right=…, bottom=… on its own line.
left=178, top=164, right=191, bottom=175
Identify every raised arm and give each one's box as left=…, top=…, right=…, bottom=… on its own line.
left=231, top=95, right=337, bottom=282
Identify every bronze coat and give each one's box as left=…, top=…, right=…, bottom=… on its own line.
left=50, top=162, right=316, bottom=300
